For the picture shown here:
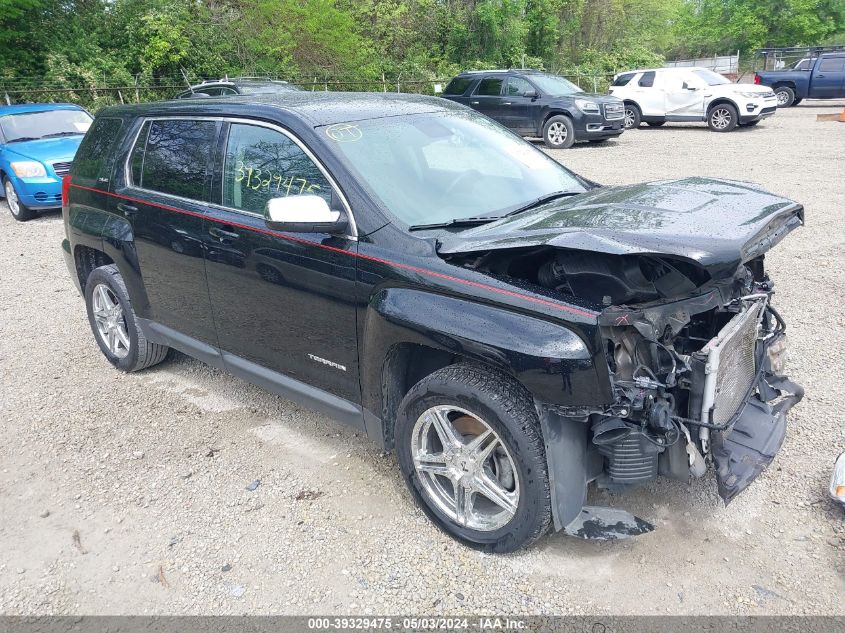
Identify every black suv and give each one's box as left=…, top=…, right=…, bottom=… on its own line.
left=62, top=93, right=803, bottom=552
left=442, top=69, right=625, bottom=148
left=174, top=77, right=301, bottom=99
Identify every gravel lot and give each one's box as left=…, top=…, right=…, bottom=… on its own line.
left=1, top=102, right=844, bottom=616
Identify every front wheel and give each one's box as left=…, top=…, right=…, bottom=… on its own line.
left=623, top=104, right=641, bottom=129
left=395, top=365, right=552, bottom=552
left=542, top=115, right=575, bottom=149
left=707, top=103, right=739, bottom=132
left=775, top=86, right=795, bottom=107
left=4, top=178, right=35, bottom=221
left=84, top=264, right=169, bottom=372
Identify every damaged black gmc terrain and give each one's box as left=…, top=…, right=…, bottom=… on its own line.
left=62, top=93, right=804, bottom=552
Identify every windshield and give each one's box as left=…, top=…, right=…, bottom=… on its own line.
left=324, top=111, right=586, bottom=227
left=690, top=69, right=730, bottom=86
left=529, top=74, right=582, bottom=96
left=0, top=109, right=92, bottom=143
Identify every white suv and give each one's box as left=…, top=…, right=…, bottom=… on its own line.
left=608, top=67, right=777, bottom=132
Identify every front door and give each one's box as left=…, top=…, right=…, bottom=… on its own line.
left=203, top=121, right=360, bottom=405
left=501, top=77, right=539, bottom=133
left=810, top=56, right=845, bottom=98
left=118, top=117, right=221, bottom=346
left=664, top=72, right=706, bottom=119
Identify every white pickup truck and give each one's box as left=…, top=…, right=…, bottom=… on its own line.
left=608, top=67, right=778, bottom=132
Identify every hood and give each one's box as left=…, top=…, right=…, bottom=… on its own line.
left=2, top=136, right=83, bottom=164
left=437, top=177, right=803, bottom=279
left=554, top=92, right=622, bottom=104
left=717, top=83, right=773, bottom=95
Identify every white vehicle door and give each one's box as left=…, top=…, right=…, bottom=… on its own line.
left=663, top=72, right=706, bottom=118
left=626, top=71, right=664, bottom=116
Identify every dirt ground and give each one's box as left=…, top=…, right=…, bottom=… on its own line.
left=1, top=101, right=844, bottom=616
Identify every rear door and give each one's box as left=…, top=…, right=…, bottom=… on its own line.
left=628, top=71, right=664, bottom=117
left=117, top=117, right=221, bottom=346
left=469, top=76, right=506, bottom=121
left=203, top=120, right=361, bottom=409
left=810, top=56, right=845, bottom=98
left=501, top=76, right=539, bottom=133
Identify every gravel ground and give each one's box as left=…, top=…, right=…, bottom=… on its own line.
left=1, top=102, right=844, bottom=616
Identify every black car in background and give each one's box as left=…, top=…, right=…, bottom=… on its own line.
left=442, top=69, right=625, bottom=148
left=174, top=77, right=301, bottom=99
left=62, top=92, right=803, bottom=552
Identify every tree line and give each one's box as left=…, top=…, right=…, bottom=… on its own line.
left=1, top=0, right=843, bottom=106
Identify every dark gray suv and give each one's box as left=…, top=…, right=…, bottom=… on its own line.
left=442, top=69, right=625, bottom=149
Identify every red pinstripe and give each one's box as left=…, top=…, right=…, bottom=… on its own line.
left=69, top=183, right=598, bottom=319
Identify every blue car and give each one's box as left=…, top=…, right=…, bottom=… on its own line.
left=0, top=103, right=93, bottom=221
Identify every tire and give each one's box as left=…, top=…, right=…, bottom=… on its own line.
left=646, top=121, right=666, bottom=127
left=774, top=86, right=795, bottom=107
left=793, top=98, right=802, bottom=106
left=542, top=115, right=575, bottom=149
left=623, top=103, right=641, bottom=129
left=3, top=177, right=35, bottom=221
left=84, top=264, right=169, bottom=372
left=395, top=364, right=552, bottom=553
left=707, top=102, right=739, bottom=132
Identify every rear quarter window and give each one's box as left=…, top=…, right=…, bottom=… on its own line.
left=444, top=78, right=473, bottom=95
left=71, top=117, right=125, bottom=185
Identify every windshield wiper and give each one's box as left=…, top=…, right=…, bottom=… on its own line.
left=7, top=136, right=40, bottom=143
left=501, top=190, right=581, bottom=217
left=408, top=216, right=501, bottom=231
left=41, top=131, right=83, bottom=139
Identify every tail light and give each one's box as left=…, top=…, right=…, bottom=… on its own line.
left=753, top=74, right=761, bottom=84
left=61, top=174, right=72, bottom=207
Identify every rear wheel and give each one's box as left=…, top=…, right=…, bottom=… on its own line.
left=623, top=103, right=641, bottom=129
left=395, top=364, right=552, bottom=552
left=542, top=115, right=575, bottom=149
left=774, top=86, right=795, bottom=107
left=84, top=264, right=169, bottom=372
left=707, top=103, right=739, bottom=132
left=4, top=178, right=35, bottom=221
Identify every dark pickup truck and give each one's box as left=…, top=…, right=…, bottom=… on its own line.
left=755, top=52, right=845, bottom=106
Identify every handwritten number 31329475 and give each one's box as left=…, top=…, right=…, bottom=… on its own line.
left=234, top=161, right=322, bottom=196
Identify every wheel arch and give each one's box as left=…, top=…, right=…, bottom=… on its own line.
left=360, top=286, right=609, bottom=449
left=707, top=97, right=739, bottom=114
left=540, top=108, right=574, bottom=131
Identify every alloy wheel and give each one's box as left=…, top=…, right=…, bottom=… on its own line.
left=711, top=107, right=732, bottom=130
left=624, top=108, right=636, bottom=128
left=546, top=121, right=568, bottom=146
left=411, top=405, right=519, bottom=532
left=775, top=91, right=790, bottom=106
left=92, top=283, right=131, bottom=359
left=5, top=181, right=20, bottom=216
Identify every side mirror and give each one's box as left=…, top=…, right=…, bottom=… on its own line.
left=264, top=195, right=348, bottom=234
left=682, top=82, right=697, bottom=91
left=524, top=89, right=538, bottom=98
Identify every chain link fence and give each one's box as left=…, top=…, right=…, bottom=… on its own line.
left=1, top=71, right=615, bottom=111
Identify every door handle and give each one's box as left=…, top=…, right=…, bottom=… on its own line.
left=502, top=102, right=512, bottom=106
left=116, top=202, right=138, bottom=216
left=816, top=74, right=826, bottom=78
left=209, top=226, right=240, bottom=241
left=470, top=101, right=479, bottom=105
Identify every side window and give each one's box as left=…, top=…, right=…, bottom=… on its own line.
left=612, top=73, right=634, bottom=86
left=638, top=71, right=656, bottom=87
left=506, top=77, right=534, bottom=96
left=444, top=78, right=472, bottom=95
left=222, top=123, right=331, bottom=215
left=818, top=58, right=845, bottom=72
left=72, top=117, right=125, bottom=183
left=475, top=77, right=504, bottom=96
left=197, top=87, right=223, bottom=96
left=220, top=87, right=239, bottom=95
left=130, top=119, right=219, bottom=201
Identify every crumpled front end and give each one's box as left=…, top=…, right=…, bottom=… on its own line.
left=594, top=263, right=803, bottom=504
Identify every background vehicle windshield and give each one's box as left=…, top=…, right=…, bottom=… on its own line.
left=529, top=75, right=582, bottom=96
left=325, top=111, right=586, bottom=227
left=690, top=69, right=730, bottom=86
left=0, top=109, right=92, bottom=142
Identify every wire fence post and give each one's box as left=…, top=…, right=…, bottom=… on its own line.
left=4, top=92, right=10, bottom=105
left=382, top=73, right=386, bottom=93
left=592, top=77, right=597, bottom=93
